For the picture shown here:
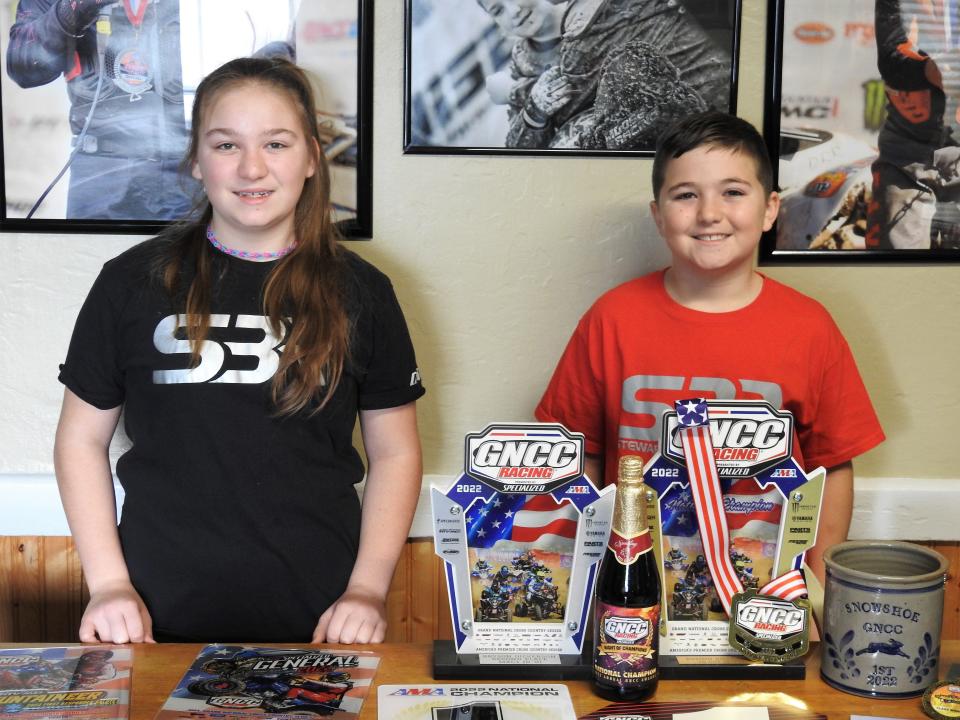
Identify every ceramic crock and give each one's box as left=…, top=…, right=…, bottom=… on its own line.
left=821, top=540, right=948, bottom=698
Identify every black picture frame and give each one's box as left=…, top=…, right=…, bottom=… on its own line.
left=0, top=0, right=373, bottom=238
left=402, top=0, right=742, bottom=157
left=761, top=0, right=960, bottom=263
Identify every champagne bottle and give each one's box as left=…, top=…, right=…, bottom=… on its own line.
left=593, top=455, right=661, bottom=702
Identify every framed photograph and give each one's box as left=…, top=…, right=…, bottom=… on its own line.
left=403, top=0, right=742, bottom=156
left=762, top=0, right=960, bottom=262
left=0, top=0, right=373, bottom=238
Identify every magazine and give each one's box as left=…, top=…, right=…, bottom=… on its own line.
left=0, top=645, right=132, bottom=719
left=377, top=684, right=577, bottom=720
left=154, top=645, right=379, bottom=719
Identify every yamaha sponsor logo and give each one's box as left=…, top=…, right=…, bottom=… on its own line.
left=662, top=401, right=793, bottom=477
left=603, top=616, right=649, bottom=644
left=464, top=423, right=584, bottom=494
left=735, top=597, right=805, bottom=639
left=794, top=22, right=834, bottom=43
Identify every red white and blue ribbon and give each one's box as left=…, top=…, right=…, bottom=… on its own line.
left=674, top=398, right=807, bottom=615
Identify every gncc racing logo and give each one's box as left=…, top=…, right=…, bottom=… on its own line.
left=0, top=655, right=37, bottom=666
left=735, top=597, right=805, bottom=640
left=603, top=616, right=649, bottom=644
left=208, top=696, right=262, bottom=709
left=464, top=423, right=584, bottom=494
left=662, top=401, right=793, bottom=477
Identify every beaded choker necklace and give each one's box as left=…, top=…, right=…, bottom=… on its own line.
left=206, top=226, right=296, bottom=261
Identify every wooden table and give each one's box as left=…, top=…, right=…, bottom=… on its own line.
left=121, top=641, right=958, bottom=719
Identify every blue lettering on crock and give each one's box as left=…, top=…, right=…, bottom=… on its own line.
left=862, top=623, right=904, bottom=635
left=843, top=601, right=921, bottom=622
left=866, top=664, right=898, bottom=687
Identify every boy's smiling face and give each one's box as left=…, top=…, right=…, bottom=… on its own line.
left=651, top=145, right=780, bottom=279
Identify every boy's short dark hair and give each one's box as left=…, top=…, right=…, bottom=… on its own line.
left=652, top=111, right=774, bottom=198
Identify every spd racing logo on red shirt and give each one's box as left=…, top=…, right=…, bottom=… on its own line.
left=661, top=401, right=794, bottom=478
left=464, top=423, right=584, bottom=494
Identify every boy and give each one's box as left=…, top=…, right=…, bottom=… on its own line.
left=535, top=112, right=885, bottom=583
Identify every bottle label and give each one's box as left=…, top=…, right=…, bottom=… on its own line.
left=607, top=528, right=652, bottom=565
left=594, top=601, right=660, bottom=687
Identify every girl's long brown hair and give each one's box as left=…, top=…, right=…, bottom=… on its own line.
left=157, top=57, right=348, bottom=416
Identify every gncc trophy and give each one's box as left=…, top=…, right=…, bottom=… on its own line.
left=644, top=399, right=824, bottom=679
left=431, top=423, right=615, bottom=679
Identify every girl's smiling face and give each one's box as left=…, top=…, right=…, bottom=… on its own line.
left=191, top=81, right=317, bottom=253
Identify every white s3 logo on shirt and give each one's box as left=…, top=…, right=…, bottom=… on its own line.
left=152, top=314, right=285, bottom=384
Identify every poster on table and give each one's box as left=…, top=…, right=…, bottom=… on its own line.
left=155, top=645, right=378, bottom=719
left=0, top=646, right=131, bottom=720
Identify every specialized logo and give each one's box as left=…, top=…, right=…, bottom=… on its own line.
left=464, top=423, right=583, bottom=494
left=734, top=596, right=805, bottom=640
left=794, top=22, right=834, bottom=43
left=662, top=401, right=793, bottom=477
left=603, top=616, right=649, bottom=644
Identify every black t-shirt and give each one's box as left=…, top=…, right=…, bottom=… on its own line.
left=59, top=239, right=425, bottom=642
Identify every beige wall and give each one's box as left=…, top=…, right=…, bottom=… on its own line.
left=0, top=0, right=955, bottom=484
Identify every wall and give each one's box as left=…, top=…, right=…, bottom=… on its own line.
left=0, top=1, right=957, bottom=493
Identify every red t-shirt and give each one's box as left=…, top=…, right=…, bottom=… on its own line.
left=535, top=271, right=885, bottom=487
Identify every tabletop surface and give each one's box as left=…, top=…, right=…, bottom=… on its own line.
left=101, top=640, right=957, bottom=719
left=2, top=641, right=953, bottom=718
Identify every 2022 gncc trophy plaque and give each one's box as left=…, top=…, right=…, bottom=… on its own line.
left=431, top=423, right=615, bottom=679
left=644, top=399, right=824, bottom=679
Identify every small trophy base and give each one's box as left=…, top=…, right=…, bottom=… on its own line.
left=433, top=641, right=806, bottom=680
left=433, top=640, right=593, bottom=680
left=659, top=653, right=806, bottom=680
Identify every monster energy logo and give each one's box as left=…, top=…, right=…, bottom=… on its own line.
left=863, top=78, right=886, bottom=132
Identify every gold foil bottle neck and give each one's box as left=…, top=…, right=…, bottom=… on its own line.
left=618, top=455, right=644, bottom=483
left=613, top=455, right=646, bottom=536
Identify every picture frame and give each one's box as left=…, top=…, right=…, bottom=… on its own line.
left=0, top=0, right=373, bottom=238
left=403, top=0, right=742, bottom=156
left=761, top=0, right=960, bottom=262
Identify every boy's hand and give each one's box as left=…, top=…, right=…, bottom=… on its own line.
left=312, top=586, right=387, bottom=644
left=528, top=66, right=574, bottom=118
left=80, top=580, right=155, bottom=644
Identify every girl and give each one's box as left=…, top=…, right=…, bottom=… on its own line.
left=54, top=57, right=424, bottom=644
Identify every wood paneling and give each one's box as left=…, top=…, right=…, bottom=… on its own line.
left=0, top=537, right=957, bottom=643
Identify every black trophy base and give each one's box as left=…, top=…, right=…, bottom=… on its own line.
left=659, top=653, right=806, bottom=680
left=433, top=640, right=593, bottom=680
left=433, top=641, right=806, bottom=681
